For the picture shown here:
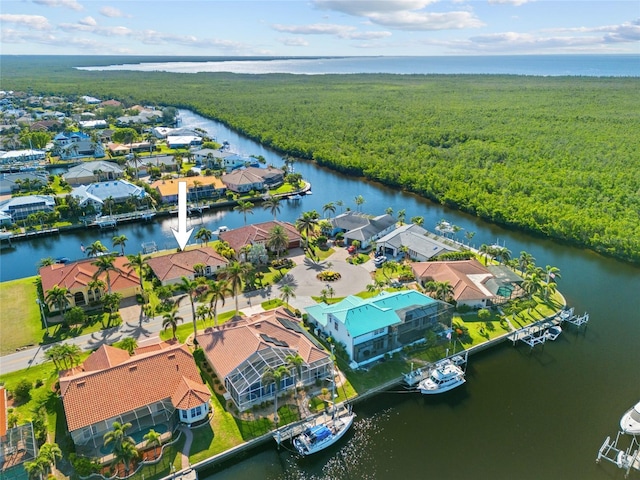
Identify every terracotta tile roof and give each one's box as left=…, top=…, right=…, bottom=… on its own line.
left=61, top=343, right=208, bottom=432
left=83, top=345, right=131, bottom=372
left=39, top=256, right=139, bottom=295
left=197, top=308, right=329, bottom=379
left=146, top=247, right=228, bottom=283
left=218, top=221, right=301, bottom=253
left=171, top=376, right=212, bottom=410
left=150, top=176, right=225, bottom=198
left=411, top=259, right=495, bottom=302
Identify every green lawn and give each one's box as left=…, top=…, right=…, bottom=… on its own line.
left=0, top=276, right=44, bottom=354
left=314, top=247, right=335, bottom=261
left=159, top=310, right=239, bottom=343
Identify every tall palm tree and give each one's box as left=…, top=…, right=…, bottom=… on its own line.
left=102, top=196, right=116, bottom=216
left=24, top=457, right=48, bottom=480
left=262, top=195, right=282, bottom=220
left=86, top=240, right=108, bottom=257
left=410, top=216, right=424, bottom=226
left=103, top=421, right=135, bottom=455
left=196, top=304, right=210, bottom=329
left=336, top=199, right=344, bottom=213
left=177, top=276, right=203, bottom=340
left=45, top=285, right=71, bottom=316
left=397, top=209, right=406, bottom=225
left=39, top=257, right=55, bottom=267
left=385, top=206, right=394, bottom=216
left=479, top=244, right=491, bottom=265
left=112, top=234, right=128, bottom=256
left=124, top=253, right=148, bottom=299
left=38, top=442, right=62, bottom=473
left=207, top=280, right=230, bottom=327
left=518, top=251, right=536, bottom=273
left=92, top=254, right=121, bottom=293
left=435, top=281, right=455, bottom=302
left=322, top=202, right=336, bottom=218
left=115, top=441, right=139, bottom=476
left=266, top=224, right=289, bottom=258
left=162, top=308, right=183, bottom=340
left=543, top=265, right=561, bottom=300
left=234, top=200, right=254, bottom=225
left=117, top=337, right=137, bottom=355
left=143, top=429, right=162, bottom=458
left=195, top=227, right=213, bottom=246
left=354, top=195, right=365, bottom=212
left=295, top=210, right=319, bottom=240
left=280, top=284, right=296, bottom=309
left=261, top=365, right=290, bottom=425
left=285, top=353, right=305, bottom=399
left=220, top=261, right=252, bottom=314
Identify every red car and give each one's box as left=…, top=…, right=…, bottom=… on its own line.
left=347, top=245, right=356, bottom=254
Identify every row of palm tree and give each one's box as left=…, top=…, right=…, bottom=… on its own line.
left=102, top=421, right=162, bottom=476
left=24, top=442, right=62, bottom=480
left=260, top=352, right=305, bottom=425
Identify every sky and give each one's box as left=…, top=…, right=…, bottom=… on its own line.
left=1, top=0, right=639, bottom=56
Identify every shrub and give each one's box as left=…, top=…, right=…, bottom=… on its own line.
left=13, top=379, right=32, bottom=403
left=317, top=271, right=341, bottom=281
left=34, top=379, right=44, bottom=388
left=478, top=308, right=491, bottom=321
left=69, top=454, right=101, bottom=476
left=456, top=304, right=473, bottom=314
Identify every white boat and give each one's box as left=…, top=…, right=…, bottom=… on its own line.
left=288, top=193, right=303, bottom=201
left=403, top=365, right=425, bottom=388
left=293, top=406, right=355, bottom=456
left=418, top=359, right=465, bottom=394
left=545, top=325, right=562, bottom=341
left=620, top=401, right=640, bottom=435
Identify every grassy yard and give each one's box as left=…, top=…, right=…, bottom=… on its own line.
left=0, top=276, right=44, bottom=354
left=158, top=310, right=239, bottom=343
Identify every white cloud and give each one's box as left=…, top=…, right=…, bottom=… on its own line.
left=313, top=0, right=482, bottom=30
left=78, top=16, right=97, bottom=27
left=0, top=14, right=52, bottom=31
left=58, top=19, right=132, bottom=37
left=543, top=19, right=640, bottom=42
left=32, top=0, right=83, bottom=11
left=279, top=37, right=309, bottom=47
left=134, top=29, right=248, bottom=51
left=272, top=23, right=392, bottom=39
left=488, top=0, right=533, bottom=6
left=99, top=6, right=129, bottom=19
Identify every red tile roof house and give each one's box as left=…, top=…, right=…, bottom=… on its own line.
left=146, top=247, right=229, bottom=286
left=218, top=221, right=302, bottom=255
left=411, top=259, right=505, bottom=309
left=59, top=342, right=211, bottom=457
left=197, top=308, right=332, bottom=412
left=40, top=256, right=140, bottom=313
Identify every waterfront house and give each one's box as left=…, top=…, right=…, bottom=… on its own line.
left=40, top=256, right=140, bottom=312
left=0, top=172, right=49, bottom=195
left=146, top=247, right=229, bottom=286
left=0, top=149, right=47, bottom=165
left=70, top=179, right=146, bottom=213
left=0, top=195, right=55, bottom=222
left=329, top=211, right=397, bottom=250
left=78, top=119, right=108, bottom=129
left=305, top=290, right=453, bottom=368
left=135, top=155, right=179, bottom=175
left=150, top=176, right=226, bottom=204
left=218, top=221, right=302, bottom=254
left=197, top=308, right=333, bottom=412
left=152, top=127, right=199, bottom=139
left=221, top=169, right=265, bottom=193
left=106, top=141, right=152, bottom=155
left=195, top=150, right=258, bottom=172
left=375, top=223, right=457, bottom=261
left=166, top=135, right=203, bottom=149
left=411, top=259, right=522, bottom=308
left=243, top=166, right=284, bottom=188
left=59, top=342, right=211, bottom=456
left=63, top=160, right=124, bottom=186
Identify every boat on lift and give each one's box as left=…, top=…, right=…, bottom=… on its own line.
left=620, top=401, right=640, bottom=435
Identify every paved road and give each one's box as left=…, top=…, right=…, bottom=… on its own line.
left=0, top=247, right=374, bottom=375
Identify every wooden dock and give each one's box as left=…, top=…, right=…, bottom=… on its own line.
left=91, top=209, right=156, bottom=227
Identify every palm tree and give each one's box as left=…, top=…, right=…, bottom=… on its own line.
left=295, top=210, right=319, bottom=240
left=92, top=254, right=121, bottom=293
left=479, top=244, right=491, bottom=265
left=143, top=428, right=162, bottom=458
left=102, top=196, right=116, bottom=216
left=543, top=265, right=561, bottom=300
left=495, top=246, right=512, bottom=265
left=195, top=227, right=213, bottom=246
left=410, top=216, right=424, bottom=226
left=177, top=276, right=203, bottom=341
left=336, top=199, right=344, bottom=213
left=115, top=441, right=139, bottom=476
left=162, top=308, right=183, bottom=340
left=102, top=292, right=123, bottom=327
left=266, top=224, right=289, bottom=258
left=464, top=231, right=476, bottom=245
left=37, top=442, right=62, bottom=473
left=117, top=337, right=137, bottom=355
left=280, top=284, right=296, bottom=309
left=234, top=200, right=254, bottom=225
left=45, top=285, right=71, bottom=316
left=112, top=234, right=128, bottom=256
left=322, top=202, right=336, bottom=218
left=385, top=206, right=394, bottom=216
left=39, top=257, right=55, bottom=267
left=382, top=260, right=399, bottom=280
left=285, top=353, right=305, bottom=399
left=207, top=280, right=230, bottom=326
left=397, top=209, right=406, bottom=225
left=86, top=240, right=108, bottom=257
left=220, top=261, right=252, bottom=314
left=196, top=304, right=210, bottom=329
left=103, top=421, right=135, bottom=455
left=262, top=195, right=282, bottom=220
left=124, top=253, right=149, bottom=299
left=522, top=267, right=544, bottom=300
left=354, top=195, right=365, bottom=212
left=518, top=251, right=536, bottom=273
left=435, top=281, right=455, bottom=302
left=24, top=457, right=48, bottom=480
left=261, top=365, right=290, bottom=425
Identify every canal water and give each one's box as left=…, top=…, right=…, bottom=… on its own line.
left=2, top=110, right=639, bottom=479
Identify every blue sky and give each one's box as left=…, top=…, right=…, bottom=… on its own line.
left=1, top=0, right=639, bottom=56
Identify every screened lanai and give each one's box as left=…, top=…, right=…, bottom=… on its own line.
left=72, top=399, right=175, bottom=456
left=226, top=346, right=333, bottom=412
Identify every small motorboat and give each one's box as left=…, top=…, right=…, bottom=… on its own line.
left=418, top=359, right=466, bottom=395
left=545, top=325, right=562, bottom=341
left=620, top=401, right=640, bottom=435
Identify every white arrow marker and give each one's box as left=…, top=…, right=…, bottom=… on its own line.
left=171, top=181, right=193, bottom=250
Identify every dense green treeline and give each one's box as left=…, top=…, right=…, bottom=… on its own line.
left=3, top=56, right=639, bottom=262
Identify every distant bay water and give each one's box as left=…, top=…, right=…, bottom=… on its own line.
left=77, top=54, right=640, bottom=77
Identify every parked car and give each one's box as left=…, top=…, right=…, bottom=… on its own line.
left=373, top=255, right=387, bottom=267
left=347, top=245, right=356, bottom=254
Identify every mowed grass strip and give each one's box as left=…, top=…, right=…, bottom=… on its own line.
left=0, top=276, right=43, bottom=355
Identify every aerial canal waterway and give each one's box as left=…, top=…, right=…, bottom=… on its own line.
left=2, top=110, right=639, bottom=479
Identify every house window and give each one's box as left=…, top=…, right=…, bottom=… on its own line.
left=180, top=410, right=188, bottom=420
left=373, top=339, right=384, bottom=351
left=333, top=320, right=339, bottom=331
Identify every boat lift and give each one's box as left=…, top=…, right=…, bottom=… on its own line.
left=596, top=431, right=640, bottom=478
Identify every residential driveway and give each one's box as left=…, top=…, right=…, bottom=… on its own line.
left=276, top=246, right=374, bottom=308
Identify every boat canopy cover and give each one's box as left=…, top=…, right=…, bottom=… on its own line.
left=307, top=425, right=331, bottom=442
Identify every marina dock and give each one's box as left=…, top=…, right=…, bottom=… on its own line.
left=91, top=209, right=156, bottom=228
left=597, top=431, right=640, bottom=477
